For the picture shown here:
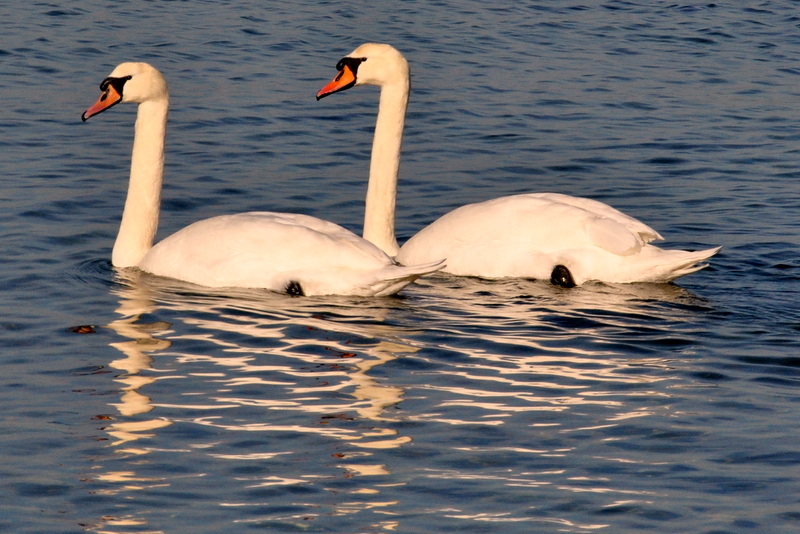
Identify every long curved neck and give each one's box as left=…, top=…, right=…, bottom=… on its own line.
left=363, top=80, right=408, bottom=257
left=112, top=98, right=168, bottom=267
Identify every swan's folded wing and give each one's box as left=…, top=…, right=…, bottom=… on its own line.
left=585, top=216, right=645, bottom=256
left=538, top=192, right=664, bottom=243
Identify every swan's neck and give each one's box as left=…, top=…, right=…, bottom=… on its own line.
left=363, top=81, right=408, bottom=257
left=112, top=98, right=168, bottom=267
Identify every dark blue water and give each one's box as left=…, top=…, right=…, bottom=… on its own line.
left=2, top=1, right=800, bottom=533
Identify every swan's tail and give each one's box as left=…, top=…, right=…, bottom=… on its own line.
left=639, top=245, right=722, bottom=283
left=365, top=259, right=446, bottom=296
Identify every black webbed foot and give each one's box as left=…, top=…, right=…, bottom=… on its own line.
left=550, top=265, right=576, bottom=288
left=285, top=281, right=304, bottom=296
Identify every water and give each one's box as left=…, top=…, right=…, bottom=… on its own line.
left=2, top=1, right=800, bottom=532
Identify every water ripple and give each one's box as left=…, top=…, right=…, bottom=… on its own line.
left=3, top=1, right=800, bottom=533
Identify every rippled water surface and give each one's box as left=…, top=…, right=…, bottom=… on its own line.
left=2, top=1, right=800, bottom=533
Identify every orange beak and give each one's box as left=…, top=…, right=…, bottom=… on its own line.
left=316, top=64, right=357, bottom=100
left=82, top=83, right=123, bottom=121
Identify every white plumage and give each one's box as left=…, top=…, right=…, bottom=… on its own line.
left=317, top=44, right=720, bottom=286
left=82, top=62, right=442, bottom=297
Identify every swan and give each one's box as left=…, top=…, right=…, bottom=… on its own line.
left=316, top=43, right=720, bottom=287
left=81, top=62, right=443, bottom=297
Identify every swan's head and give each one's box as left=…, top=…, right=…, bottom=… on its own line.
left=82, top=62, right=169, bottom=121
left=316, top=43, right=409, bottom=100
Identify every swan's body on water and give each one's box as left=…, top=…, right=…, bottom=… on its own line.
left=317, top=43, right=720, bottom=286
left=82, top=62, right=442, bottom=297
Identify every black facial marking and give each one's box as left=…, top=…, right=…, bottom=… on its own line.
left=335, top=56, right=366, bottom=77
left=99, top=75, right=132, bottom=97
left=550, top=265, right=576, bottom=288
left=285, top=281, right=304, bottom=296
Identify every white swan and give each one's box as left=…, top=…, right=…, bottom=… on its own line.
left=82, top=62, right=442, bottom=297
left=316, top=43, right=720, bottom=287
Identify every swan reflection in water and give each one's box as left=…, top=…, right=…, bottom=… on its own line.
left=90, top=268, right=712, bottom=531
left=91, top=269, right=424, bottom=530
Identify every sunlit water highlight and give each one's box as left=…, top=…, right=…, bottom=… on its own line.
left=2, top=2, right=800, bottom=533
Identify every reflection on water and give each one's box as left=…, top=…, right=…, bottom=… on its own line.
left=5, top=0, right=800, bottom=531
left=84, top=268, right=720, bottom=532
left=403, top=274, right=705, bottom=425
left=91, top=270, right=428, bottom=531
left=104, top=280, right=173, bottom=449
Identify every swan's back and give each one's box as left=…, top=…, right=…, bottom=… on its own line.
left=140, top=212, right=441, bottom=296
left=397, top=193, right=718, bottom=284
